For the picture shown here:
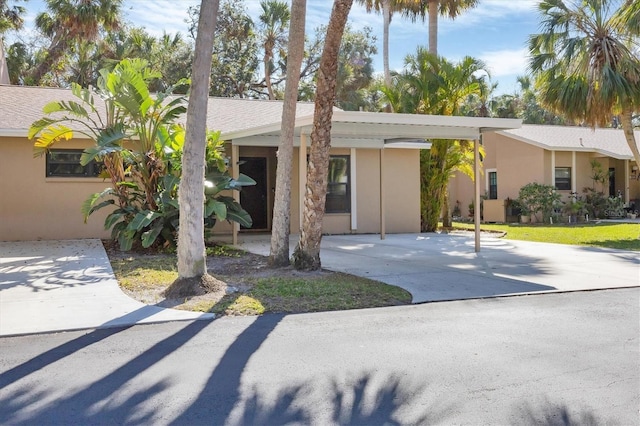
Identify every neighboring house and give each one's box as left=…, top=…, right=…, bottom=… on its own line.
left=449, top=124, right=640, bottom=222
left=0, top=84, right=520, bottom=242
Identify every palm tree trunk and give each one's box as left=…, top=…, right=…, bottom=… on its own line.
left=620, top=109, right=640, bottom=168
left=428, top=0, right=438, bottom=55
left=0, top=39, right=9, bottom=84
left=268, top=0, right=307, bottom=267
left=177, top=0, right=219, bottom=280
left=382, top=0, right=391, bottom=87
left=292, top=0, right=353, bottom=271
left=264, top=42, right=275, bottom=100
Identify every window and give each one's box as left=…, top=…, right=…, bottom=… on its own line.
left=46, top=149, right=102, bottom=177
left=488, top=171, right=498, bottom=200
left=326, top=155, right=350, bottom=213
left=554, top=167, right=571, bottom=190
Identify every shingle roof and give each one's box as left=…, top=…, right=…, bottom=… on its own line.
left=0, top=84, right=316, bottom=136
left=501, top=124, right=640, bottom=160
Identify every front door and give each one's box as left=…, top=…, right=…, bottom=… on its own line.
left=240, top=157, right=268, bottom=230
left=609, top=167, right=616, bottom=197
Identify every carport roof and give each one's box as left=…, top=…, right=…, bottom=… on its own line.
left=224, top=110, right=522, bottom=149
left=0, top=84, right=522, bottom=145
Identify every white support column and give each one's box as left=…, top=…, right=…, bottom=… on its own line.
left=350, top=148, right=357, bottom=231
left=625, top=159, right=630, bottom=203
left=380, top=148, right=386, bottom=240
left=231, top=144, right=240, bottom=246
left=571, top=151, right=577, bottom=194
left=299, top=133, right=307, bottom=231
left=474, top=138, right=481, bottom=253
left=550, top=150, right=556, bottom=187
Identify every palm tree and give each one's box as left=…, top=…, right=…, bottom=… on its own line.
left=259, top=0, right=290, bottom=100
left=357, top=0, right=395, bottom=86
left=401, top=0, right=478, bottom=55
left=176, top=0, right=220, bottom=290
left=1, top=0, right=26, bottom=84
left=529, top=0, right=640, bottom=167
left=268, top=0, right=306, bottom=267
left=384, top=49, right=488, bottom=231
left=291, top=0, right=354, bottom=271
left=30, top=0, right=122, bottom=85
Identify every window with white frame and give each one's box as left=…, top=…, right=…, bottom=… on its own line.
left=554, top=167, right=571, bottom=190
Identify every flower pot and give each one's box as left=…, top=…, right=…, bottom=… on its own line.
left=520, top=215, right=530, bottom=224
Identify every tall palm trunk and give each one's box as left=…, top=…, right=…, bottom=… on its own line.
left=428, top=0, right=438, bottom=55
left=0, top=39, right=9, bottom=84
left=620, top=108, right=640, bottom=168
left=292, top=0, right=353, bottom=271
left=264, top=39, right=275, bottom=100
left=177, top=0, right=219, bottom=280
left=268, top=0, right=307, bottom=267
left=382, top=0, right=391, bottom=86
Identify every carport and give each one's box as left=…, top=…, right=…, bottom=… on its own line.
left=223, top=110, right=522, bottom=252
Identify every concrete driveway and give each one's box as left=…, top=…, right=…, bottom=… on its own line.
left=1, top=234, right=637, bottom=336
left=0, top=240, right=213, bottom=337
left=238, top=232, right=640, bottom=303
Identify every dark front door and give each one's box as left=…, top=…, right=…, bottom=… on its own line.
left=609, top=167, right=616, bottom=197
left=240, top=157, right=268, bottom=230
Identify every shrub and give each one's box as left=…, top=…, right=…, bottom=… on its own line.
left=517, top=182, right=561, bottom=223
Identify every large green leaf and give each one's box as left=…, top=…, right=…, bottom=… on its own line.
left=32, top=125, right=73, bottom=157
left=104, top=210, right=127, bottom=230
left=141, top=223, right=163, bottom=248
left=205, top=199, right=227, bottom=221
left=127, top=210, right=162, bottom=231
left=43, top=100, right=90, bottom=118
left=81, top=188, right=115, bottom=222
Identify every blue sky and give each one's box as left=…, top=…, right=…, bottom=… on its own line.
left=18, top=0, right=541, bottom=95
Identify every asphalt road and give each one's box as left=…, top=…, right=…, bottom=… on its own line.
left=1, top=288, right=638, bottom=425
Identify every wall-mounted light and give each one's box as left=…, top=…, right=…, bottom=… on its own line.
left=633, top=165, right=639, bottom=179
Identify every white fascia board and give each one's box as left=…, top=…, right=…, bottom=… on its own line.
left=0, top=128, right=28, bottom=137
left=221, top=113, right=315, bottom=141
left=332, top=110, right=522, bottom=129
left=384, top=141, right=433, bottom=150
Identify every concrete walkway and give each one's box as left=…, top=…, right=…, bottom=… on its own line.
left=0, top=240, right=213, bottom=337
left=237, top=232, right=640, bottom=303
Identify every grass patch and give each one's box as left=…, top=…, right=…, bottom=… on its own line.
left=108, top=251, right=412, bottom=316
left=455, top=222, right=639, bottom=251
left=110, top=256, right=178, bottom=292
left=247, top=274, right=411, bottom=314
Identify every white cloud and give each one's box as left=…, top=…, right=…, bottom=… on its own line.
left=479, top=47, right=529, bottom=78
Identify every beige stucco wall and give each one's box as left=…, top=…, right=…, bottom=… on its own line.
left=449, top=133, right=547, bottom=218
left=0, top=137, right=112, bottom=241
left=1, top=136, right=423, bottom=241
left=448, top=133, right=640, bottom=220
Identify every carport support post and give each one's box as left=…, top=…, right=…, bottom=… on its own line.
left=474, top=137, right=481, bottom=252
left=380, top=148, right=386, bottom=240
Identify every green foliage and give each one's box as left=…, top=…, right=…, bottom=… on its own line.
left=188, top=0, right=259, bottom=97
left=384, top=49, right=488, bottom=231
left=31, top=59, right=255, bottom=250
left=517, top=182, right=562, bottom=223
left=605, top=196, right=625, bottom=218
left=582, top=187, right=608, bottom=219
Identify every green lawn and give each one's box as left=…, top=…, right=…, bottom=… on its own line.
left=454, top=222, right=640, bottom=251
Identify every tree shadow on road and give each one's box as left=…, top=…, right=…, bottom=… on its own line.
left=515, top=399, right=608, bottom=426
